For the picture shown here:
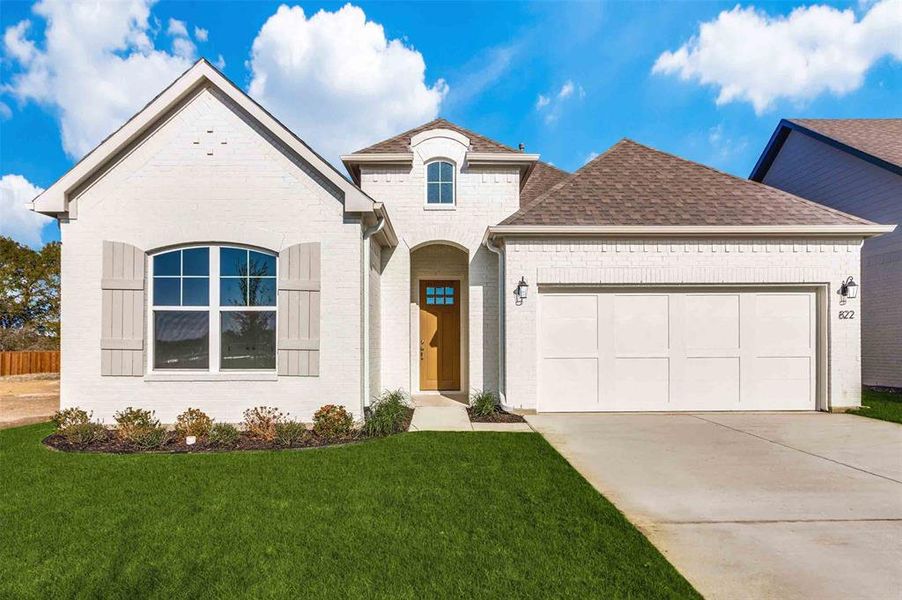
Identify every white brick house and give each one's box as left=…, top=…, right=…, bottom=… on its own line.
left=32, top=60, right=894, bottom=422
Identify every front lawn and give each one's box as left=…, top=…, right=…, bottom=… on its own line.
left=0, top=424, right=697, bottom=599
left=852, top=388, right=902, bottom=424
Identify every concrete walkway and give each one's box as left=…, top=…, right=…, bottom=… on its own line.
left=409, top=393, right=532, bottom=432
left=527, top=412, right=902, bottom=600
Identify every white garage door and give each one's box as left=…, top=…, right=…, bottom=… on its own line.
left=538, top=289, right=817, bottom=412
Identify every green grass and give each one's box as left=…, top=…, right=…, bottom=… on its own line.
left=0, top=424, right=698, bottom=599
left=852, top=388, right=902, bottom=424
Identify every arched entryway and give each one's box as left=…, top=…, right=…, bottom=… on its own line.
left=410, top=242, right=468, bottom=392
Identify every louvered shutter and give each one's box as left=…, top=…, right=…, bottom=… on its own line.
left=101, top=241, right=145, bottom=376
left=277, top=242, right=321, bottom=376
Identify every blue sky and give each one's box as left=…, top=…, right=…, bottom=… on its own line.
left=1, top=0, right=900, bottom=247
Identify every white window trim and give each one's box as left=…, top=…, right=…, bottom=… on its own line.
left=424, top=158, right=456, bottom=210
left=147, top=244, right=278, bottom=375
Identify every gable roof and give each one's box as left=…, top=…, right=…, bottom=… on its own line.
left=499, top=139, right=889, bottom=233
left=750, top=118, right=902, bottom=181
left=350, top=118, right=516, bottom=154
left=519, top=161, right=569, bottom=206
left=31, top=59, right=382, bottom=220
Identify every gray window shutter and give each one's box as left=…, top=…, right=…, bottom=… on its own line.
left=278, top=242, right=321, bottom=376
left=101, top=241, right=145, bottom=376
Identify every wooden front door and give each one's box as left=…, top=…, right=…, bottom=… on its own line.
left=419, top=280, right=461, bottom=391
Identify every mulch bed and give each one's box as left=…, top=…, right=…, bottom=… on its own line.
left=467, top=407, right=526, bottom=423
left=44, top=408, right=415, bottom=454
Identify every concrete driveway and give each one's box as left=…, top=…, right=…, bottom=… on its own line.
left=527, top=412, right=902, bottom=600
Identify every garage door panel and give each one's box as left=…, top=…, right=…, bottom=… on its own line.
left=753, top=294, right=812, bottom=353
left=613, top=358, right=669, bottom=409
left=746, top=357, right=812, bottom=410
left=673, top=357, right=740, bottom=410
left=539, top=358, right=598, bottom=411
left=684, top=295, right=739, bottom=350
left=613, top=295, right=669, bottom=354
left=540, top=295, right=597, bottom=357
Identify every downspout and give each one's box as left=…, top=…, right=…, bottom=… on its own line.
left=485, top=234, right=506, bottom=406
left=362, top=214, right=386, bottom=412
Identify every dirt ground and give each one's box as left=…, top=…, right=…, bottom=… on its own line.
left=0, top=374, right=60, bottom=429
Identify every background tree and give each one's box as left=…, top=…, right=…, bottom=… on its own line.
left=0, top=236, right=60, bottom=350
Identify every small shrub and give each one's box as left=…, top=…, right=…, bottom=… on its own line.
left=275, top=420, right=308, bottom=447
left=114, top=407, right=159, bottom=440
left=364, top=389, right=410, bottom=437
left=209, top=423, right=240, bottom=447
left=470, top=390, right=498, bottom=417
left=243, top=406, right=285, bottom=441
left=313, top=404, right=353, bottom=440
left=174, top=408, right=213, bottom=439
left=52, top=407, right=90, bottom=430
left=131, top=426, right=169, bottom=450
left=52, top=407, right=107, bottom=445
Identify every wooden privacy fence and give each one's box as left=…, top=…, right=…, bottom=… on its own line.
left=0, top=351, right=60, bottom=376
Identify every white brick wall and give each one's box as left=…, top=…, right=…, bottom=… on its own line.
left=360, top=132, right=518, bottom=394
left=60, top=86, right=366, bottom=423
left=504, top=238, right=864, bottom=410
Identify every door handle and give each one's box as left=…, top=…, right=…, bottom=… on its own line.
left=420, top=339, right=424, bottom=360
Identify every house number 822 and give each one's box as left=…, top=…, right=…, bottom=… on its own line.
left=839, top=310, right=855, bottom=320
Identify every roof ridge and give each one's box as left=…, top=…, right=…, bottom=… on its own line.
left=352, top=116, right=516, bottom=154
left=619, top=139, right=874, bottom=226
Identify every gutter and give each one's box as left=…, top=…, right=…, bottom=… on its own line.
left=484, top=236, right=506, bottom=407
left=361, top=214, right=386, bottom=412
left=484, top=224, right=896, bottom=242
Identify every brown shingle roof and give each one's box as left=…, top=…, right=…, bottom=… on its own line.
left=520, top=162, right=569, bottom=206
left=352, top=118, right=515, bottom=154
left=789, top=118, right=902, bottom=168
left=502, top=139, right=872, bottom=227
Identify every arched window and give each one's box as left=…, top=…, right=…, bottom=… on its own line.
left=150, top=245, right=277, bottom=372
left=426, top=160, right=454, bottom=205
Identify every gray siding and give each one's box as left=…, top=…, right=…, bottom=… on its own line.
left=763, top=131, right=902, bottom=388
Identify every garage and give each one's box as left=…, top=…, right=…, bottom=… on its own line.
left=538, top=288, right=818, bottom=412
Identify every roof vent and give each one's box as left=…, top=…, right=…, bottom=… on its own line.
left=518, top=143, right=525, bottom=152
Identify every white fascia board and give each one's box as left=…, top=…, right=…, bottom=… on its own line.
left=483, top=224, right=897, bottom=244
left=466, top=152, right=540, bottom=166
left=340, top=153, right=413, bottom=165
left=32, top=59, right=376, bottom=216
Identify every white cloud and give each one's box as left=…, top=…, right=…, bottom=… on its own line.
left=194, top=26, right=208, bottom=42
left=707, top=123, right=749, bottom=162
left=248, top=3, right=447, bottom=163
left=652, top=0, right=902, bottom=113
left=583, top=151, right=599, bottom=164
left=167, top=18, right=189, bottom=38
left=535, top=80, right=585, bottom=124
left=214, top=54, right=226, bottom=70
left=0, top=101, right=11, bottom=120
left=0, top=174, right=51, bottom=248
left=2, top=0, right=197, bottom=159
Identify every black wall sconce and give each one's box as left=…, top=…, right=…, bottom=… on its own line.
left=514, top=276, right=528, bottom=306
left=839, top=276, right=858, bottom=305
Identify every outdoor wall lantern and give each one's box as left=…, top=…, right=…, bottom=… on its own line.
left=514, top=276, right=529, bottom=306
left=839, top=276, right=858, bottom=305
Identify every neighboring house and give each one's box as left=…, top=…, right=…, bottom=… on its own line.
left=751, top=119, right=902, bottom=390
left=32, top=60, right=894, bottom=423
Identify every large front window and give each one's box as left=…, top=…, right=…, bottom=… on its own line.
left=151, top=246, right=276, bottom=371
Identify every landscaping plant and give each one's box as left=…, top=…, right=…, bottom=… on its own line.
left=470, top=390, right=498, bottom=417
left=364, top=389, right=410, bottom=437
left=113, top=407, right=168, bottom=449
left=312, top=404, right=353, bottom=440
left=243, top=406, right=285, bottom=441
left=174, top=408, right=213, bottom=440
left=51, top=407, right=106, bottom=445
left=208, top=423, right=240, bottom=447
left=275, top=420, right=308, bottom=447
